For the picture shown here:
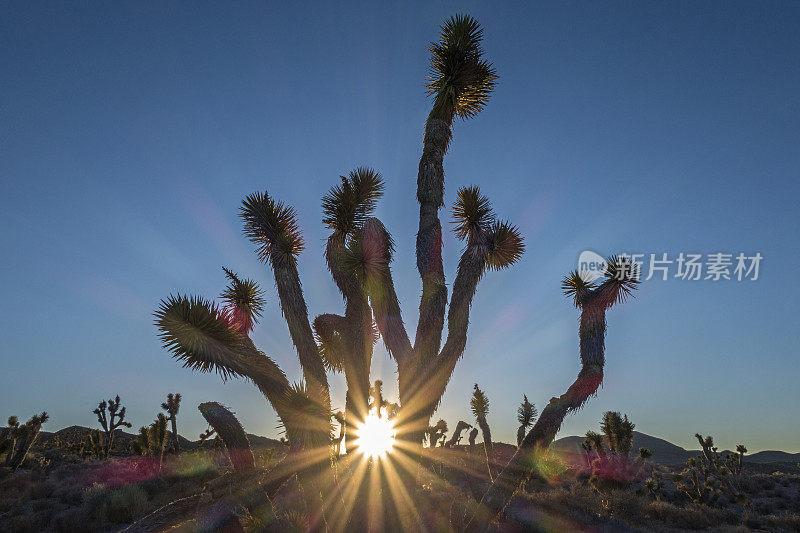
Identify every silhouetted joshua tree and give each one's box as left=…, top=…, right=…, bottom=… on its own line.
left=93, top=395, right=131, bottom=457
left=151, top=14, right=636, bottom=530
left=468, top=427, right=478, bottom=448
left=444, top=421, right=473, bottom=448
left=582, top=411, right=650, bottom=492
left=516, top=395, right=537, bottom=447
left=471, top=384, right=494, bottom=479
left=161, top=392, right=182, bottom=451
left=472, top=258, right=639, bottom=524
left=1, top=412, right=48, bottom=470
left=735, top=444, right=747, bottom=474
left=132, top=414, right=169, bottom=474
left=426, top=419, right=448, bottom=447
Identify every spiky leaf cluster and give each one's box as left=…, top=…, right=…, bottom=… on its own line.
left=486, top=221, right=524, bottom=270
left=155, top=294, right=245, bottom=380
left=470, top=383, right=489, bottom=420
left=516, top=395, right=537, bottom=428
left=241, top=191, right=304, bottom=268
left=599, top=255, right=641, bottom=307
left=322, top=167, right=384, bottom=235
left=561, top=270, right=596, bottom=308
left=427, top=14, right=498, bottom=121
left=452, top=185, right=495, bottom=241
left=280, top=382, right=332, bottom=448
left=220, top=267, right=265, bottom=334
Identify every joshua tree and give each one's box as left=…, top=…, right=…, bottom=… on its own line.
left=468, top=427, right=478, bottom=448
left=132, top=414, right=169, bottom=473
left=152, top=14, right=636, bottom=530
left=161, top=393, right=182, bottom=451
left=734, top=444, right=747, bottom=474
left=1, top=412, right=48, bottom=469
left=93, top=395, right=132, bottom=456
left=332, top=411, right=345, bottom=456
left=198, top=402, right=255, bottom=473
left=369, top=380, right=387, bottom=417
left=198, top=428, right=217, bottom=449
left=600, top=411, right=635, bottom=456
left=471, top=384, right=494, bottom=480
left=470, top=384, right=492, bottom=451
left=581, top=412, right=650, bottom=492
left=675, top=435, right=749, bottom=506
left=426, top=419, right=448, bottom=447
left=516, top=395, right=537, bottom=447
left=85, top=429, right=105, bottom=458
left=473, top=258, right=639, bottom=524
left=444, top=420, right=473, bottom=448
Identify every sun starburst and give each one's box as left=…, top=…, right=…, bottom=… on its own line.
left=354, top=410, right=396, bottom=460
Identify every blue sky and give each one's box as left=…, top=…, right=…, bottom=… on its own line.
left=2, top=2, right=798, bottom=452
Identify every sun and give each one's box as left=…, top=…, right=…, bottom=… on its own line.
left=354, top=410, right=396, bottom=460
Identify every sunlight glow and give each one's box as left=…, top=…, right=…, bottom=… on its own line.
left=354, top=409, right=396, bottom=460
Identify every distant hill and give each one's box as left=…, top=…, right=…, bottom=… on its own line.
left=552, top=431, right=800, bottom=466
left=30, top=425, right=285, bottom=452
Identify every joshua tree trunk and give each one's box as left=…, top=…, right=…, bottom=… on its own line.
left=477, top=415, right=494, bottom=481
left=414, top=115, right=451, bottom=367
left=198, top=402, right=255, bottom=473
left=517, top=425, right=526, bottom=448
left=322, top=233, right=373, bottom=454
left=8, top=425, right=44, bottom=470
left=169, top=416, right=178, bottom=450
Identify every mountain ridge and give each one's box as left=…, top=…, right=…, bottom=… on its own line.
left=551, top=431, right=800, bottom=465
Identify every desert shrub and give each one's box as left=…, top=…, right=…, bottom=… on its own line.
left=104, top=484, right=148, bottom=523
left=51, top=507, right=96, bottom=533
left=81, top=482, right=108, bottom=513
left=644, top=500, right=735, bottom=529
left=763, top=512, right=800, bottom=531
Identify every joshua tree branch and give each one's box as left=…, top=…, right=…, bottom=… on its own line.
left=198, top=402, right=255, bottom=473
left=414, top=116, right=450, bottom=365
left=362, top=218, right=413, bottom=364
left=272, top=264, right=330, bottom=411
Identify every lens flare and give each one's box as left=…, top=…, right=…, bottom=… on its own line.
left=354, top=409, right=396, bottom=460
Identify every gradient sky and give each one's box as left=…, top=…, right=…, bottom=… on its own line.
left=2, top=2, right=799, bottom=453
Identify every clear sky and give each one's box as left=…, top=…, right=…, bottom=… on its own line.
left=2, top=2, right=798, bottom=453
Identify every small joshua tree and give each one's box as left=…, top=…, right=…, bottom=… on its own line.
left=674, top=433, right=749, bottom=506
left=132, top=414, right=169, bottom=473
left=444, top=421, right=472, bottom=448
left=468, top=427, right=478, bottom=448
left=516, top=395, right=537, bottom=447
left=471, top=384, right=493, bottom=479
left=582, top=411, right=650, bottom=491
left=161, top=392, right=182, bottom=451
left=600, top=411, right=635, bottom=456
left=426, top=419, right=448, bottom=447
left=734, top=444, right=747, bottom=474
left=84, top=429, right=105, bottom=458
left=93, top=395, right=132, bottom=457
left=1, top=412, right=49, bottom=470
left=369, top=380, right=387, bottom=417
left=470, top=384, right=492, bottom=452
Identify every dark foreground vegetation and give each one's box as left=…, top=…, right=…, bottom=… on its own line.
left=1, top=421, right=799, bottom=532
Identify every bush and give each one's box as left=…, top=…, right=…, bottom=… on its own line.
left=104, top=484, right=149, bottom=523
